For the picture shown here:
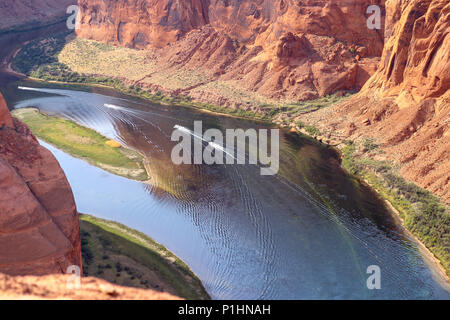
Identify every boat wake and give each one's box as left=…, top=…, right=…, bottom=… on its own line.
left=173, top=125, right=237, bottom=160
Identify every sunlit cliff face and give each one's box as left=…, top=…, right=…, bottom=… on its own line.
left=76, top=0, right=385, bottom=53
left=74, top=0, right=385, bottom=102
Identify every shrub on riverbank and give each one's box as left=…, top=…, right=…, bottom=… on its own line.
left=79, top=214, right=210, bottom=300
left=342, top=141, right=450, bottom=276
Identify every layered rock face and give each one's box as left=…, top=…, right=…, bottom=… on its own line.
left=76, top=0, right=385, bottom=102
left=0, top=0, right=74, bottom=32
left=0, top=94, right=82, bottom=275
left=319, top=0, right=449, bottom=202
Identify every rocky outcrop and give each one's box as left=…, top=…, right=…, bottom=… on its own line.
left=312, top=0, right=449, bottom=202
left=364, top=0, right=449, bottom=102
left=0, top=0, right=74, bottom=32
left=76, top=0, right=386, bottom=101
left=0, top=93, right=82, bottom=275
left=0, top=272, right=181, bottom=300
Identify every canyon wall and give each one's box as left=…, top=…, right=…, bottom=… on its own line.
left=77, top=0, right=385, bottom=53
left=317, top=0, right=449, bottom=202
left=0, top=0, right=73, bottom=32
left=0, top=94, right=82, bottom=275
left=76, top=0, right=385, bottom=102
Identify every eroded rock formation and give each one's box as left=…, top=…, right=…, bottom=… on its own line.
left=76, top=0, right=385, bottom=102
left=314, top=0, right=449, bottom=202
left=0, top=94, right=82, bottom=275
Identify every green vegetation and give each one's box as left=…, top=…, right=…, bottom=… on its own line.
left=12, top=108, right=148, bottom=181
left=296, top=120, right=321, bottom=137
left=263, top=93, right=352, bottom=117
left=12, top=33, right=269, bottom=121
left=342, top=141, right=450, bottom=276
left=304, top=125, right=321, bottom=137
left=80, top=214, right=210, bottom=300
left=362, top=138, right=379, bottom=152
left=13, top=33, right=70, bottom=77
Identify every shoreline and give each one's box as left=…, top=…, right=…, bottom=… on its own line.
left=23, top=76, right=273, bottom=123
left=362, top=178, right=450, bottom=286
left=10, top=108, right=208, bottom=298
left=20, top=96, right=450, bottom=286
left=291, top=125, right=450, bottom=282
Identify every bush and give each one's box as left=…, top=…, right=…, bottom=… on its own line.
left=305, top=125, right=321, bottom=136
left=362, top=138, right=378, bottom=151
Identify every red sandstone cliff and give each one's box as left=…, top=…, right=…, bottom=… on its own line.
left=76, top=0, right=385, bottom=102
left=0, top=0, right=74, bottom=31
left=0, top=94, right=82, bottom=275
left=311, top=0, right=449, bottom=202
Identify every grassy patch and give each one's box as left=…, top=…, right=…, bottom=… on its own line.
left=80, top=214, right=210, bottom=300
left=12, top=108, right=148, bottom=181
left=362, top=138, right=379, bottom=152
left=262, top=93, right=353, bottom=119
left=285, top=94, right=352, bottom=115
left=296, top=120, right=321, bottom=137
left=341, top=141, right=450, bottom=276
left=13, top=33, right=70, bottom=77
left=304, top=125, right=321, bottom=137
left=12, top=34, right=268, bottom=121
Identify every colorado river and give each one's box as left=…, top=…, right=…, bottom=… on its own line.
left=4, top=82, right=449, bottom=299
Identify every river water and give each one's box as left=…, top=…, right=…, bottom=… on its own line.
left=1, top=26, right=449, bottom=300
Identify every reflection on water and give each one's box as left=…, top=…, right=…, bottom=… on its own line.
left=9, top=83, right=450, bottom=299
